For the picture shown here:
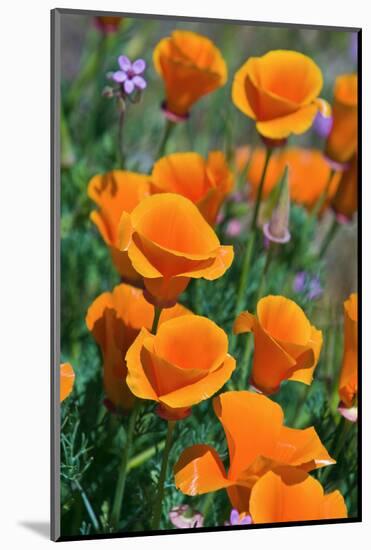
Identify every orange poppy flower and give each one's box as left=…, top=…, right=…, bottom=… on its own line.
left=174, top=391, right=334, bottom=512
left=60, top=362, right=75, bottom=402
left=246, top=148, right=340, bottom=210
left=86, top=283, right=191, bottom=413
left=125, top=316, right=236, bottom=420
left=250, top=467, right=347, bottom=523
left=325, top=74, right=358, bottom=165
left=339, top=293, right=358, bottom=409
left=153, top=30, right=227, bottom=119
left=233, top=296, right=322, bottom=394
left=232, top=50, right=329, bottom=140
left=151, top=151, right=233, bottom=225
left=88, top=170, right=150, bottom=282
left=118, top=193, right=234, bottom=307
left=332, top=154, right=358, bottom=220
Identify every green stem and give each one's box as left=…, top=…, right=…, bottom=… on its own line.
left=255, top=244, right=275, bottom=302
left=290, top=385, right=311, bottom=428
left=250, top=147, right=273, bottom=231
left=74, top=479, right=100, bottom=532
left=300, top=169, right=335, bottom=255
left=151, top=420, right=176, bottom=530
left=151, top=306, right=162, bottom=334
left=235, top=231, right=256, bottom=316
left=319, top=217, right=339, bottom=258
left=155, top=119, right=175, bottom=160
left=111, top=401, right=140, bottom=529
left=333, top=417, right=353, bottom=459
left=202, top=492, right=214, bottom=524
left=117, top=107, right=126, bottom=169
left=240, top=333, right=253, bottom=389
left=127, top=440, right=166, bottom=472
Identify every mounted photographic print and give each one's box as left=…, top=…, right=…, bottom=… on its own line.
left=51, top=8, right=361, bottom=542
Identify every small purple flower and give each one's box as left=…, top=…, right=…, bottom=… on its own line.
left=112, top=55, right=147, bottom=95
left=338, top=403, right=357, bottom=423
left=307, top=277, right=323, bottom=300
left=225, top=509, right=252, bottom=526
left=293, top=271, right=306, bottom=294
left=216, top=211, right=225, bottom=225
left=226, top=219, right=243, bottom=237
left=313, top=111, right=333, bottom=139
left=230, top=191, right=245, bottom=203
left=169, top=505, right=204, bottom=528
left=293, top=271, right=323, bottom=301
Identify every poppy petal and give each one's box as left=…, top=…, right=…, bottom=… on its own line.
left=271, top=426, right=335, bottom=470
left=321, top=491, right=348, bottom=519
left=249, top=321, right=297, bottom=394
left=256, top=103, right=318, bottom=139
left=152, top=153, right=209, bottom=203
left=118, top=211, right=133, bottom=251
left=154, top=316, right=228, bottom=373
left=143, top=276, right=190, bottom=307
left=60, top=362, right=75, bottom=402
left=213, top=391, right=284, bottom=480
left=250, top=467, right=334, bottom=523
left=233, top=311, right=256, bottom=334
left=90, top=211, right=112, bottom=245
left=131, top=193, right=220, bottom=255
left=125, top=328, right=159, bottom=401
left=257, top=296, right=312, bottom=346
left=160, top=355, right=236, bottom=409
left=140, top=340, right=206, bottom=397
left=174, top=444, right=232, bottom=495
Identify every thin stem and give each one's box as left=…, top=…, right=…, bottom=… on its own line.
left=333, top=417, right=353, bottom=459
left=255, top=244, right=275, bottom=302
left=111, top=401, right=140, bottom=529
left=319, top=217, right=339, bottom=258
left=74, top=479, right=100, bottom=532
left=117, top=107, right=125, bottom=169
left=155, top=119, right=175, bottom=160
left=239, top=333, right=253, bottom=389
left=151, top=420, right=176, bottom=530
left=250, top=147, right=273, bottom=231
left=300, top=169, right=335, bottom=255
left=235, top=231, right=256, bottom=316
left=290, top=385, right=311, bottom=428
left=311, top=169, right=335, bottom=220
left=151, top=306, right=162, bottom=334
left=202, top=492, right=214, bottom=524
left=127, top=440, right=165, bottom=472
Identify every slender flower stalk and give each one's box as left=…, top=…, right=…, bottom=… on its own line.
left=255, top=244, right=275, bottom=301
left=74, top=479, right=100, bottom=532
left=111, top=400, right=141, bottom=530
left=117, top=100, right=126, bottom=169
left=234, top=148, right=273, bottom=320
left=155, top=119, right=175, bottom=160
left=235, top=231, right=256, bottom=317
left=250, top=147, right=273, bottom=231
left=319, top=216, right=340, bottom=258
left=151, top=420, right=176, bottom=529
left=151, top=306, right=163, bottom=334
left=127, top=441, right=166, bottom=472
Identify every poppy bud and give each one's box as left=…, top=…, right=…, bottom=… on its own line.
left=263, top=166, right=291, bottom=244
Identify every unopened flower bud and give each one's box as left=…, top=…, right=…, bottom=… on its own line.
left=263, top=166, right=291, bottom=244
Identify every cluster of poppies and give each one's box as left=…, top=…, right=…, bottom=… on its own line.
left=60, top=27, right=358, bottom=529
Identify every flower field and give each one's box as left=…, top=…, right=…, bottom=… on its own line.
left=58, top=13, right=359, bottom=537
